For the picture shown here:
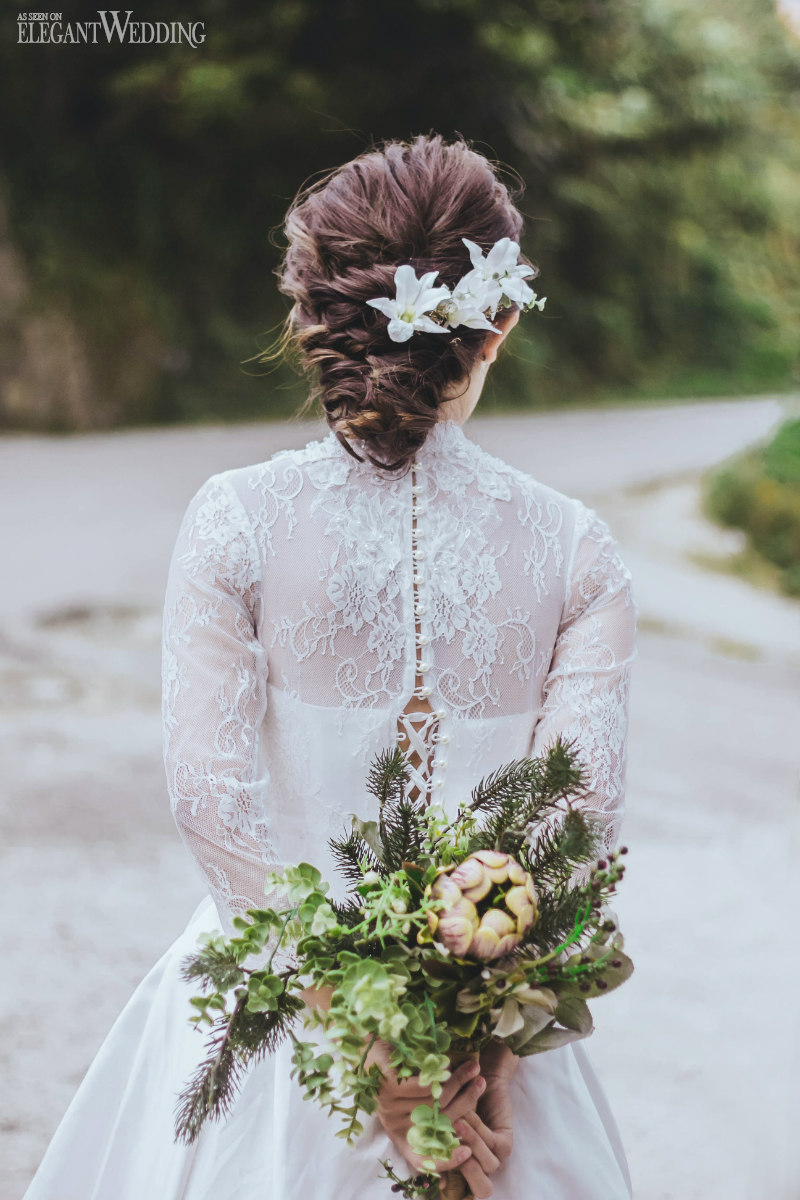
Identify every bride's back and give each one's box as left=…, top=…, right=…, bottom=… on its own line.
left=160, top=135, right=635, bottom=925
left=162, top=416, right=634, bottom=916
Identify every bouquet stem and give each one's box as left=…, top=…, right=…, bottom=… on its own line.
left=439, top=1172, right=471, bottom=1200
left=439, top=1049, right=480, bottom=1200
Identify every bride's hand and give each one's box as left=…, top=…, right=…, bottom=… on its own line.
left=479, top=1040, right=518, bottom=1162
left=368, top=1040, right=484, bottom=1177
left=446, top=1041, right=520, bottom=1197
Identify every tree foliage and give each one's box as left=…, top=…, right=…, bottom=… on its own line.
left=1, top=0, right=798, bottom=429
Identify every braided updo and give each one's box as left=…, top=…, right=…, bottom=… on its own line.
left=277, top=134, right=532, bottom=472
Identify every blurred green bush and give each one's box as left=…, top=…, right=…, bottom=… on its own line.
left=705, top=417, right=800, bottom=596
left=1, top=0, right=799, bottom=429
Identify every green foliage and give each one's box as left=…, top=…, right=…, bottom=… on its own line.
left=465, top=737, right=594, bottom=862
left=175, top=741, right=631, bottom=1197
left=329, top=828, right=385, bottom=889
left=175, top=991, right=304, bottom=1143
left=2, top=0, right=799, bottom=429
left=179, top=934, right=247, bottom=993
left=527, top=806, right=601, bottom=889
left=705, top=417, right=800, bottom=595
left=764, top=417, right=800, bottom=485
left=407, top=1101, right=461, bottom=1168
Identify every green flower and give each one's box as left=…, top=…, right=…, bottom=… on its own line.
left=378, top=1010, right=409, bottom=1041
left=339, top=959, right=404, bottom=1022
left=246, top=971, right=284, bottom=1013
left=278, top=862, right=328, bottom=904
left=310, top=902, right=340, bottom=937
left=417, top=1052, right=451, bottom=1094
left=406, top=1103, right=460, bottom=1165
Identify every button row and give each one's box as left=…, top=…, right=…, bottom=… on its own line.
left=412, top=461, right=447, bottom=798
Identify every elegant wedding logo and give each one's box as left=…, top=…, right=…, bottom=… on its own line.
left=17, top=10, right=206, bottom=47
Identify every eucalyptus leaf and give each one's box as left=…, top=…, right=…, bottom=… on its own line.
left=554, top=994, right=594, bottom=1034
left=515, top=1023, right=589, bottom=1056
left=560, top=948, right=634, bottom=998
left=507, top=1001, right=556, bottom=1051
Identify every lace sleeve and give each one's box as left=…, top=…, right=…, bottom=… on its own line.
left=161, top=473, right=280, bottom=934
left=531, top=507, right=637, bottom=853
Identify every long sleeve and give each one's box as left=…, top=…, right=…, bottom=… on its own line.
left=161, top=473, right=279, bottom=933
left=531, top=506, right=637, bottom=853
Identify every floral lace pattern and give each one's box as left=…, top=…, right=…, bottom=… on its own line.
left=531, top=508, right=637, bottom=849
left=161, top=421, right=637, bottom=926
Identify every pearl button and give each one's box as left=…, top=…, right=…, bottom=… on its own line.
left=414, top=574, right=424, bottom=586
left=415, top=605, right=426, bottom=616
left=437, top=709, right=447, bottom=720
left=419, top=662, right=430, bottom=673
left=435, top=780, right=444, bottom=790
left=413, top=528, right=423, bottom=539
left=419, top=686, right=431, bottom=698
left=412, top=461, right=422, bottom=470
left=412, top=485, right=422, bottom=496
left=414, top=550, right=424, bottom=561
left=413, top=506, right=425, bottom=517
left=418, top=635, right=429, bottom=646
left=440, top=735, right=450, bottom=745
left=438, top=758, right=448, bottom=769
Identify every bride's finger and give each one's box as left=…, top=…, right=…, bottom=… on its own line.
left=463, top=1110, right=498, bottom=1149
left=405, top=1143, right=473, bottom=1175
left=455, top=1117, right=501, bottom=1175
left=438, top=1059, right=481, bottom=1109
left=442, top=1075, right=486, bottom=1124
left=389, top=1076, right=434, bottom=1099
left=459, top=1154, right=494, bottom=1199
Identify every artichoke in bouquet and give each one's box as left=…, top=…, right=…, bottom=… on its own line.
left=427, top=850, right=539, bottom=960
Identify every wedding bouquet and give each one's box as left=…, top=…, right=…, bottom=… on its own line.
left=175, top=739, right=632, bottom=1200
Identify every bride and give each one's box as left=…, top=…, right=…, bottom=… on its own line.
left=24, top=133, right=636, bottom=1200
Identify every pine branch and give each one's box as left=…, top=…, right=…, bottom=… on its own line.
left=525, top=808, right=601, bottom=888
left=466, top=744, right=587, bottom=857
left=180, top=943, right=245, bottom=993
left=175, top=991, right=303, bottom=1144
left=330, top=897, right=363, bottom=928
left=468, top=758, right=540, bottom=815
left=536, top=737, right=588, bottom=803
left=367, top=746, right=409, bottom=813
left=328, top=830, right=383, bottom=888
left=519, top=882, right=592, bottom=956
left=380, top=794, right=425, bottom=872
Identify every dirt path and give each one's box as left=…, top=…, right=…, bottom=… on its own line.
left=1, top=397, right=798, bottom=1199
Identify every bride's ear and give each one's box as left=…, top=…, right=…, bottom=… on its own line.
left=482, top=308, right=521, bottom=363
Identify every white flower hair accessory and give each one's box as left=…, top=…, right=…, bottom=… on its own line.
left=367, top=237, right=546, bottom=344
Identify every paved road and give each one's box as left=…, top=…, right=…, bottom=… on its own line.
left=1, top=397, right=798, bottom=1200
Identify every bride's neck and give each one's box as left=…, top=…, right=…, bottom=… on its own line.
left=437, top=359, right=490, bottom=425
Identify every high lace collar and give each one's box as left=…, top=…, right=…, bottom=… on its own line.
left=417, top=419, right=470, bottom=460
left=324, top=418, right=471, bottom=474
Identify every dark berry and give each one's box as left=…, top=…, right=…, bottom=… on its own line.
left=579, top=982, right=591, bottom=992
left=596, top=979, right=608, bottom=990
left=611, top=959, right=622, bottom=968
left=597, top=860, right=607, bottom=869
left=620, top=846, right=629, bottom=855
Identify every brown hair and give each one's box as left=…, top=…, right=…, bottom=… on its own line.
left=276, top=134, right=532, bottom=472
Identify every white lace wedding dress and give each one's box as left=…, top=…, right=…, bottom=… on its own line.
left=24, top=419, right=636, bottom=1200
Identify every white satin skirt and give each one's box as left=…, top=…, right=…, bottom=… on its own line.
left=23, top=897, right=632, bottom=1200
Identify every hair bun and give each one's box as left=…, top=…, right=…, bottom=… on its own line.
left=278, top=134, right=526, bottom=471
